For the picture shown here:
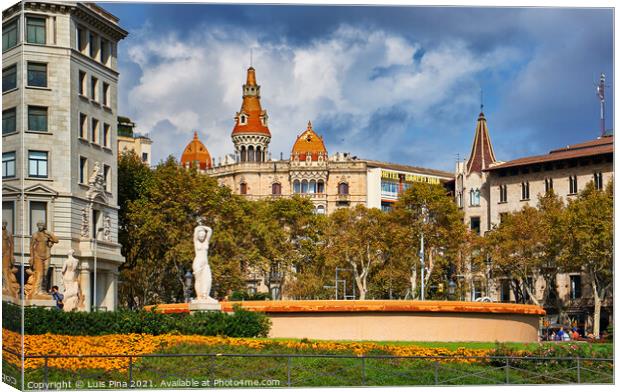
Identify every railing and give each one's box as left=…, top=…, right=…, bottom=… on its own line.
left=2, top=348, right=613, bottom=389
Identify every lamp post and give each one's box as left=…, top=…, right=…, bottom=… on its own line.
left=420, top=204, right=428, bottom=301
left=92, top=226, right=104, bottom=312
left=485, top=256, right=492, bottom=298
left=184, top=270, right=193, bottom=303
left=448, top=279, right=457, bottom=300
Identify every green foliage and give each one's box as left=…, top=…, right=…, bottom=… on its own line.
left=3, top=301, right=270, bottom=337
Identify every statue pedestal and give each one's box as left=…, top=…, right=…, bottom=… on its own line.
left=189, top=298, right=221, bottom=313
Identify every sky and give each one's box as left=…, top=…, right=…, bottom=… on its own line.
left=100, top=2, right=614, bottom=171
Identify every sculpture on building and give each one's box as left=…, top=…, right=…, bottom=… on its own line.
left=80, top=207, right=89, bottom=238
left=192, top=224, right=215, bottom=302
left=61, top=249, right=84, bottom=311
left=24, top=222, right=59, bottom=299
left=2, top=221, right=20, bottom=298
left=103, top=214, right=111, bottom=241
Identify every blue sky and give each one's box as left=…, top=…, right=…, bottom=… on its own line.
left=101, top=3, right=613, bottom=171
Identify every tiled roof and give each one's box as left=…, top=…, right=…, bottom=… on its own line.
left=485, top=136, right=613, bottom=171
left=291, top=121, right=328, bottom=161
left=466, top=112, right=497, bottom=173
left=181, top=131, right=212, bottom=170
left=231, top=67, right=271, bottom=137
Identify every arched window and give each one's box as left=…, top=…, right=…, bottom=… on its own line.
left=316, top=205, right=326, bottom=215
left=301, top=180, right=308, bottom=194
left=317, top=180, right=325, bottom=194
left=272, top=182, right=281, bottom=195
left=240, top=146, right=247, bottom=163
left=256, top=146, right=262, bottom=162
left=248, top=146, right=255, bottom=162
left=240, top=182, right=247, bottom=195
left=240, top=115, right=247, bottom=124
left=293, top=180, right=301, bottom=194
left=338, top=182, right=349, bottom=195
left=469, top=188, right=480, bottom=206
left=309, top=180, right=316, bottom=194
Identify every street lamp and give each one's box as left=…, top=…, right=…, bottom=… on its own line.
left=485, top=256, right=492, bottom=297
left=448, top=279, right=457, bottom=300
left=420, top=204, right=428, bottom=301
left=184, top=270, right=193, bottom=303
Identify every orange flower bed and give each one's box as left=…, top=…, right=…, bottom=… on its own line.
left=2, top=328, right=490, bottom=372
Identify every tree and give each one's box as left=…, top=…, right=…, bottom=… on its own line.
left=560, top=181, right=613, bottom=338
left=391, top=182, right=466, bottom=299
left=324, top=205, right=391, bottom=300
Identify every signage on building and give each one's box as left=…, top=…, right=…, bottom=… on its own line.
left=380, top=170, right=440, bottom=185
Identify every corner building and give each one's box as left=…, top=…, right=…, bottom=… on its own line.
left=181, top=67, right=453, bottom=216
left=2, top=1, right=127, bottom=310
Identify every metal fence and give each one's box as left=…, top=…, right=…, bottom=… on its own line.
left=2, top=348, right=614, bottom=389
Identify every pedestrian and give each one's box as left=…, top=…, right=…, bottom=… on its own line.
left=556, top=327, right=565, bottom=341
left=50, top=285, right=64, bottom=310
left=571, top=328, right=580, bottom=340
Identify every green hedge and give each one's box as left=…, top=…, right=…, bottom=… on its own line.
left=2, top=301, right=271, bottom=337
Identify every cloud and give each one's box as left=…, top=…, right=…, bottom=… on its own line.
left=121, top=23, right=520, bottom=169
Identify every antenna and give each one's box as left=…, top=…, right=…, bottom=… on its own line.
left=480, top=88, right=484, bottom=112
left=250, top=48, right=253, bottom=67
left=595, top=73, right=609, bottom=137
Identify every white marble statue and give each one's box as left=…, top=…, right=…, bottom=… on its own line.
left=61, top=249, right=83, bottom=311
left=192, top=225, right=215, bottom=302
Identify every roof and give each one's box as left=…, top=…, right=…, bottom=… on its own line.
left=365, top=160, right=453, bottom=179
left=181, top=132, right=212, bottom=170
left=485, top=135, right=613, bottom=172
left=231, top=67, right=271, bottom=137
left=466, top=112, right=497, bottom=173
left=291, top=121, right=328, bottom=161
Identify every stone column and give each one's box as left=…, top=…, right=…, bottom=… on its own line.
left=80, top=268, right=91, bottom=311
left=104, top=271, right=117, bottom=311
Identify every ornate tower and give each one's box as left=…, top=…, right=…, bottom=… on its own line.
left=181, top=131, right=212, bottom=171
left=231, top=67, right=271, bottom=162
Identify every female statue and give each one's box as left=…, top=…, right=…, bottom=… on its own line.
left=61, top=249, right=83, bottom=311
left=192, top=225, right=215, bottom=302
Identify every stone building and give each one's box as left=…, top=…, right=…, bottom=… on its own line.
left=117, top=115, right=152, bottom=166
left=456, top=110, right=614, bottom=332
left=180, top=66, right=453, bottom=298
left=2, top=1, right=127, bottom=310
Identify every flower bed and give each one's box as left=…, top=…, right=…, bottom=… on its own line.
left=2, top=329, right=491, bottom=372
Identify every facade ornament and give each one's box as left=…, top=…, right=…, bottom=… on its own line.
left=24, top=222, right=59, bottom=299
left=80, top=207, right=89, bottom=238
left=87, top=162, right=107, bottom=202
left=103, top=214, right=111, bottom=241
left=2, top=221, right=20, bottom=298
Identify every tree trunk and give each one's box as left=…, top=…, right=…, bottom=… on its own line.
left=591, top=277, right=601, bottom=339
left=410, top=267, right=418, bottom=299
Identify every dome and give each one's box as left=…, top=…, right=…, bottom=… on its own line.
left=181, top=131, right=212, bottom=170
left=291, top=121, right=328, bottom=161
left=231, top=67, right=271, bottom=137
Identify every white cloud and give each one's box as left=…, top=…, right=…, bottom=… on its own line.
left=121, top=24, right=519, bottom=166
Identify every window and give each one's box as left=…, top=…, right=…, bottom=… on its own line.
left=3, top=64, right=17, bottom=91
left=3, top=108, right=16, bottom=135
left=103, top=123, right=110, bottom=147
left=271, top=182, right=281, bottom=195
left=309, top=180, right=317, bottom=194
left=338, top=182, right=349, bottom=195
left=317, top=180, right=325, bottom=193
left=102, top=82, right=109, bottom=106
left=500, top=280, right=511, bottom=302
left=594, top=172, right=603, bottom=190
left=27, top=62, right=47, bottom=87
left=92, top=209, right=101, bottom=239
left=28, top=106, right=47, bottom=132
left=301, top=180, right=308, bottom=194
left=240, top=115, right=247, bottom=125
left=30, top=201, right=47, bottom=235
left=103, top=165, right=111, bottom=191
left=544, top=178, right=554, bottom=193
left=90, top=76, right=98, bottom=100
left=470, top=216, right=481, bottom=235
left=381, top=180, right=399, bottom=198
left=79, top=157, right=87, bottom=184
left=2, top=201, right=15, bottom=234
left=521, top=181, right=530, bottom=200
left=570, top=275, right=582, bottom=299
left=101, top=38, right=110, bottom=64
left=78, top=70, right=86, bottom=95
left=499, top=184, right=507, bottom=203
left=293, top=180, right=300, bottom=194
left=89, top=32, right=98, bottom=59
left=469, top=188, right=480, bottom=206
left=499, top=212, right=508, bottom=224
left=316, top=205, right=326, bottom=215
left=240, top=182, right=247, bottom=195
left=26, top=17, right=46, bottom=45
left=472, top=281, right=483, bottom=300
left=76, top=27, right=85, bottom=52
left=79, top=113, right=87, bottom=139
left=2, top=152, right=16, bottom=178
left=28, top=150, right=48, bottom=178
left=91, top=119, right=99, bottom=143
left=141, top=152, right=148, bottom=163
left=3, top=19, right=18, bottom=50
left=569, top=175, right=578, bottom=194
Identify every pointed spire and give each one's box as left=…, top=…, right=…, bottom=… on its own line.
left=231, top=66, right=271, bottom=137
left=307, top=120, right=313, bottom=130
left=466, top=111, right=496, bottom=173
left=246, top=66, right=257, bottom=86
